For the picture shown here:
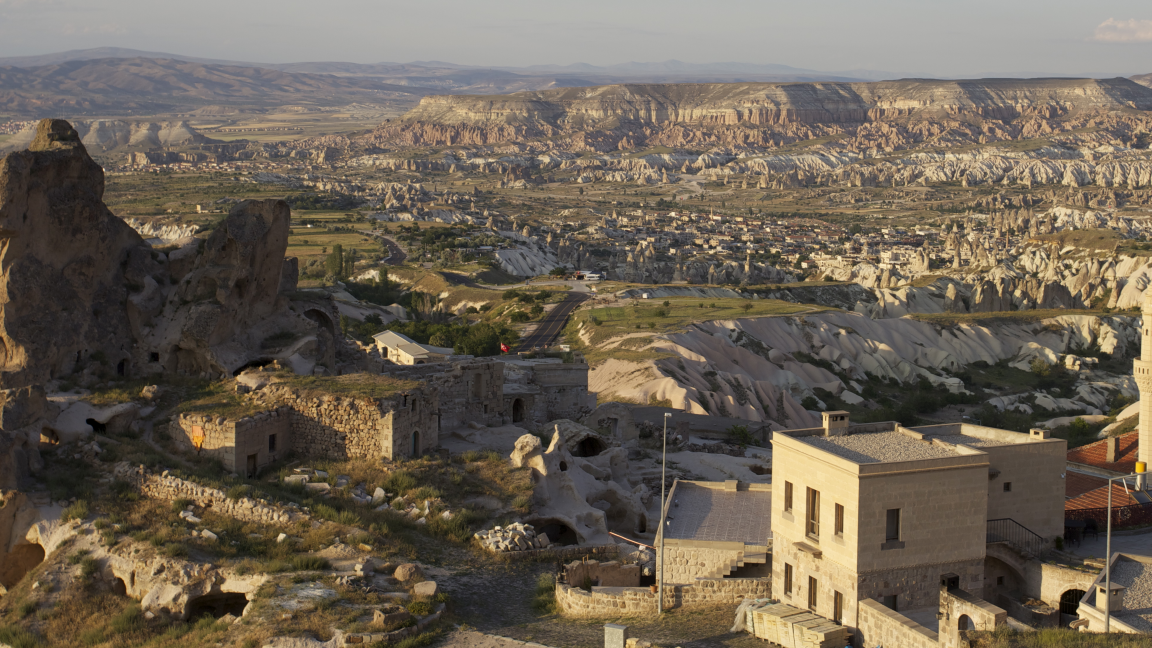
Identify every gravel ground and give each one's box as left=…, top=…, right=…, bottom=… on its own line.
left=1109, top=558, right=1152, bottom=632
left=801, top=431, right=959, bottom=463
left=929, top=434, right=1007, bottom=448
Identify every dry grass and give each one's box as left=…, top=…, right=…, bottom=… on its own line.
left=968, top=627, right=1151, bottom=647
left=1030, top=228, right=1121, bottom=252
left=270, top=371, right=421, bottom=400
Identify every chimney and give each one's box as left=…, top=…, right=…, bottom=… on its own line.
left=1106, top=436, right=1120, bottom=464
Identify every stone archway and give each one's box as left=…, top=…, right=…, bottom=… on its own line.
left=303, top=308, right=337, bottom=337
left=512, top=398, right=525, bottom=423
left=1060, top=589, right=1086, bottom=616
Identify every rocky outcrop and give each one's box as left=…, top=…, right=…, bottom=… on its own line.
left=403, top=79, right=1152, bottom=128
left=0, top=119, right=157, bottom=426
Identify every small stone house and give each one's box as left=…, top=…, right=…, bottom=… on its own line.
left=373, top=330, right=454, bottom=365
left=173, top=407, right=292, bottom=477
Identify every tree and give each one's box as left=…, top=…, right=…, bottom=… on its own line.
left=549, top=266, right=566, bottom=277
left=326, top=244, right=344, bottom=279
left=742, top=302, right=753, bottom=314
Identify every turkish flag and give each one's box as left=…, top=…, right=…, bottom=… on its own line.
left=500, top=343, right=510, bottom=353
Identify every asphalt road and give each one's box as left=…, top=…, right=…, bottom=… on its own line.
left=514, top=290, right=589, bottom=352
left=378, top=235, right=406, bottom=266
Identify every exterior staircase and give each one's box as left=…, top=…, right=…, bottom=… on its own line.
left=701, top=545, right=768, bottom=579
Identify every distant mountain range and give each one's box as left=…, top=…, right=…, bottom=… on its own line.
left=0, top=48, right=1147, bottom=117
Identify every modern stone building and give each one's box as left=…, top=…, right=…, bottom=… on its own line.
left=770, top=415, right=1066, bottom=644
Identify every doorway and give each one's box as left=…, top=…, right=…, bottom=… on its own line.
left=246, top=454, right=257, bottom=478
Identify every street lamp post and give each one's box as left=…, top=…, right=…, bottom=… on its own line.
left=1104, top=464, right=1146, bottom=632
left=658, top=412, right=672, bottom=614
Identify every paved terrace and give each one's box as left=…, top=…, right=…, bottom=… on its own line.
left=665, top=481, right=771, bottom=544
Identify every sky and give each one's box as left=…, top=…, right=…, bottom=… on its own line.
left=0, top=0, right=1151, bottom=78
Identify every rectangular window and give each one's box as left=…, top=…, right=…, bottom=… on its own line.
left=882, top=594, right=898, bottom=612
left=808, top=576, right=818, bottom=610
left=806, top=488, right=820, bottom=539
left=268, top=434, right=277, bottom=452
left=835, top=503, right=844, bottom=536
left=784, top=481, right=793, bottom=513
left=834, top=591, right=844, bottom=624
left=784, top=563, right=793, bottom=595
left=1003, top=482, right=1012, bottom=492
left=885, top=508, right=901, bottom=542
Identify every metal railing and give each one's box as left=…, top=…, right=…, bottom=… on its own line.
left=1066, top=502, right=1152, bottom=531
left=987, top=518, right=1046, bottom=559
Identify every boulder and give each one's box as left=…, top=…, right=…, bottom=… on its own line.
left=412, top=581, right=438, bottom=597
left=393, top=563, right=424, bottom=583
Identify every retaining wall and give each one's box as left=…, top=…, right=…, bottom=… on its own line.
left=556, top=578, right=770, bottom=617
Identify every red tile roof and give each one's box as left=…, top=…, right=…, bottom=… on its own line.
left=1065, top=483, right=1141, bottom=511
left=1065, top=471, right=1108, bottom=499
left=1066, top=432, right=1139, bottom=475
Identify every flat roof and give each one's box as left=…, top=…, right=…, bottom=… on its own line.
left=800, top=431, right=960, bottom=464
left=1104, top=556, right=1152, bottom=633
left=665, top=481, right=771, bottom=545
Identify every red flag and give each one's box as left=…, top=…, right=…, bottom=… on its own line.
left=500, top=343, right=510, bottom=353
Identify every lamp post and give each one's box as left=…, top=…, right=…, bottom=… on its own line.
left=658, top=411, right=672, bottom=614
left=1105, top=463, right=1146, bottom=632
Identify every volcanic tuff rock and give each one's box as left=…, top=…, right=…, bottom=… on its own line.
left=0, top=119, right=153, bottom=408
left=403, top=78, right=1152, bottom=127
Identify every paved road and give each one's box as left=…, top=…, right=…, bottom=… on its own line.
left=514, top=290, right=589, bottom=352
left=378, top=236, right=407, bottom=266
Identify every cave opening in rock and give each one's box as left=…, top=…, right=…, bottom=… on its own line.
left=111, top=577, right=127, bottom=596
left=232, top=358, right=275, bottom=376
left=525, top=519, right=579, bottom=546
left=85, top=418, right=107, bottom=433
left=572, top=436, right=606, bottom=458
left=186, top=592, right=249, bottom=620
left=0, top=543, right=45, bottom=590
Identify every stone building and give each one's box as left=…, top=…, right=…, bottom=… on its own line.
left=502, top=357, right=597, bottom=426
left=372, top=330, right=455, bottom=365
left=770, top=415, right=1066, bottom=645
left=658, top=480, right=771, bottom=584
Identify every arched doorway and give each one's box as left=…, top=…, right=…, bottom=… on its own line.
left=411, top=431, right=419, bottom=457
left=1060, top=589, right=1086, bottom=616
left=524, top=518, right=579, bottom=546
left=185, top=593, right=249, bottom=620
left=957, top=614, right=974, bottom=632
left=512, top=398, right=525, bottom=423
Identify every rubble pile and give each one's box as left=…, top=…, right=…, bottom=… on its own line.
left=474, top=523, right=551, bottom=553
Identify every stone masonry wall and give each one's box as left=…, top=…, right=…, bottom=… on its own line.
left=283, top=393, right=392, bottom=459
left=175, top=408, right=291, bottom=473
left=566, top=559, right=642, bottom=588
left=556, top=578, right=771, bottom=617
left=112, top=462, right=307, bottom=527
left=856, top=598, right=939, bottom=648
left=660, top=546, right=744, bottom=584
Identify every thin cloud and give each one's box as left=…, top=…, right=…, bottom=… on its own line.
left=1093, top=18, right=1152, bottom=43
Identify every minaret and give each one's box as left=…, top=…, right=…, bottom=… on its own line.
left=1137, top=293, right=1152, bottom=481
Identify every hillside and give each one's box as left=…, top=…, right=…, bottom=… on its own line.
left=402, top=77, right=1152, bottom=127
left=0, top=57, right=430, bottom=114
left=1133, top=72, right=1152, bottom=88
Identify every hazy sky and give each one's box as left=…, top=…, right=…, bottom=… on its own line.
left=1, top=0, right=1151, bottom=77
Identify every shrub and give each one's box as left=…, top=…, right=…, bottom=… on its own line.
left=67, top=550, right=90, bottom=565
left=290, top=556, right=331, bottom=571
left=385, top=470, right=418, bottom=494
left=407, top=600, right=433, bottom=616
left=79, top=556, right=100, bottom=581
left=17, top=600, right=36, bottom=619
left=412, top=486, right=441, bottom=500
left=531, top=572, right=557, bottom=614
left=0, top=626, right=38, bottom=648
left=62, top=500, right=89, bottom=523
left=226, top=485, right=250, bottom=501
left=172, top=498, right=193, bottom=512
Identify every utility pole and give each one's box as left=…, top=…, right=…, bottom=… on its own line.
left=658, top=411, right=672, bottom=614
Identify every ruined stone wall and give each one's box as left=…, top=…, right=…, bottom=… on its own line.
left=111, top=462, right=306, bottom=526
left=556, top=578, right=771, bottom=617
left=432, top=360, right=505, bottom=430
left=533, top=363, right=595, bottom=422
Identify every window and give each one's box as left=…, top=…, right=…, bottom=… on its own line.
left=886, top=508, right=901, bottom=542
left=882, top=594, right=898, bottom=611
left=835, top=503, right=844, bottom=536
left=834, top=591, right=844, bottom=624
left=808, top=576, right=818, bottom=610
left=1003, top=482, right=1012, bottom=492
left=784, top=563, right=793, bottom=595
left=268, top=434, right=277, bottom=452
left=806, top=488, right=820, bottom=539
left=996, top=576, right=1005, bottom=586
left=784, top=481, right=793, bottom=513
